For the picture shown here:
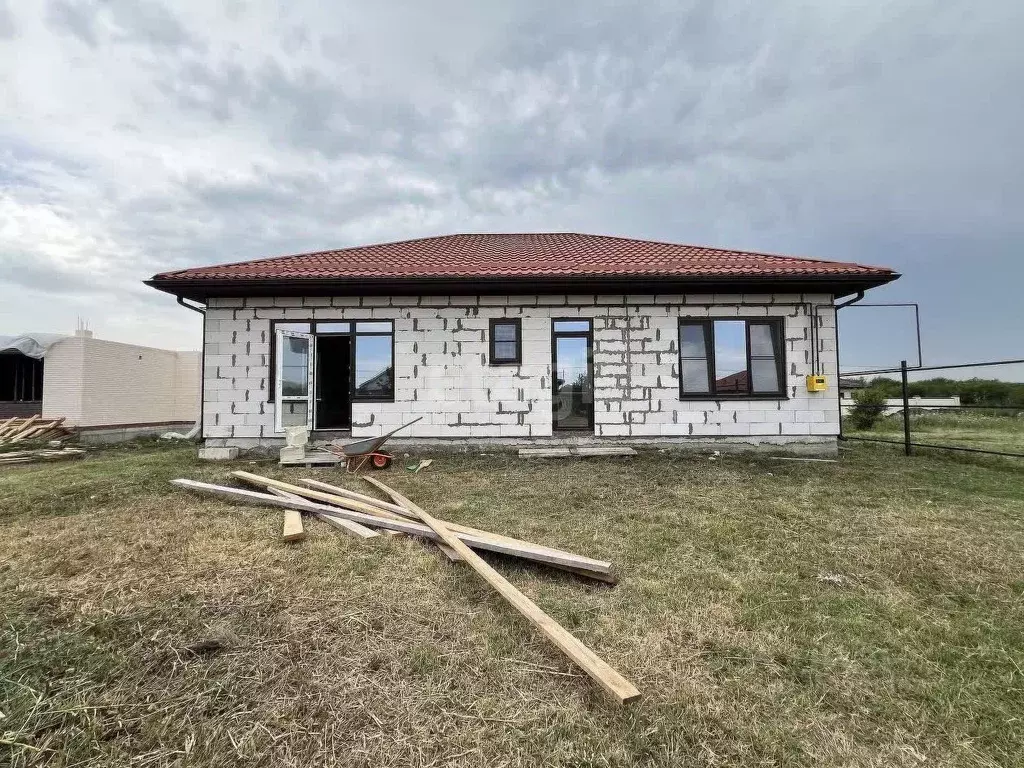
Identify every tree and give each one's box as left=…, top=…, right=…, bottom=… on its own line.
left=847, top=386, right=888, bottom=430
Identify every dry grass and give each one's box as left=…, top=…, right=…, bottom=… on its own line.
left=1, top=441, right=1022, bottom=767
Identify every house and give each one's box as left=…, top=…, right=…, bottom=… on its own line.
left=0, top=328, right=200, bottom=441
left=838, top=376, right=868, bottom=403
left=145, top=233, right=899, bottom=454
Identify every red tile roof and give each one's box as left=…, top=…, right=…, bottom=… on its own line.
left=150, top=233, right=896, bottom=283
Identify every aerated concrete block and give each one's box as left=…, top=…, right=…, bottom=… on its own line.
left=198, top=446, right=240, bottom=461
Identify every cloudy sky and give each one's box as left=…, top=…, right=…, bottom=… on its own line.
left=1, top=1, right=1021, bottom=376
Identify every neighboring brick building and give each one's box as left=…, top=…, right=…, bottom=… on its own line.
left=146, top=233, right=899, bottom=454
left=0, top=329, right=200, bottom=437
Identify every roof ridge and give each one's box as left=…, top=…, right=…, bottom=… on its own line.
left=148, top=232, right=899, bottom=286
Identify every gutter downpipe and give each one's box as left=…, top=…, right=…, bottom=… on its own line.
left=163, top=296, right=207, bottom=441
left=834, top=290, right=866, bottom=442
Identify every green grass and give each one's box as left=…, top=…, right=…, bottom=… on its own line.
left=1, top=441, right=1023, bottom=766
left=845, top=410, right=1024, bottom=454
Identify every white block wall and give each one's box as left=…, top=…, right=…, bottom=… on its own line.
left=201, top=293, right=839, bottom=447
left=42, top=336, right=200, bottom=427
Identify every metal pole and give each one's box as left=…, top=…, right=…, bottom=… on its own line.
left=901, top=359, right=911, bottom=456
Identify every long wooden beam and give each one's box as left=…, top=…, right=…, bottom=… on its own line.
left=358, top=476, right=617, bottom=583
left=359, top=476, right=640, bottom=705
left=172, top=479, right=612, bottom=575
left=351, top=477, right=464, bottom=563
left=231, top=472, right=614, bottom=580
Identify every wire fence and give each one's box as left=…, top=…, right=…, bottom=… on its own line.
left=839, top=358, right=1024, bottom=459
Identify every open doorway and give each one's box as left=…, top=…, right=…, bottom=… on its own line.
left=315, top=335, right=351, bottom=429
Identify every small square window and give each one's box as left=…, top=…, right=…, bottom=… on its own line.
left=489, top=319, right=522, bottom=365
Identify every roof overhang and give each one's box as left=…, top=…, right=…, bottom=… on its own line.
left=146, top=272, right=900, bottom=304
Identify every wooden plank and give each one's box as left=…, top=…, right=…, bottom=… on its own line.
left=518, top=447, right=572, bottom=458
left=281, top=510, right=306, bottom=542
left=235, top=471, right=409, bottom=521
left=371, top=480, right=463, bottom=562
left=266, top=486, right=379, bottom=540
left=359, top=477, right=618, bottom=585
left=0, top=417, right=17, bottom=437
left=436, top=543, right=463, bottom=562
left=171, top=479, right=612, bottom=574
left=4, top=414, right=40, bottom=443
left=27, top=417, right=67, bottom=441
left=325, top=476, right=614, bottom=579
left=575, top=446, right=637, bottom=457
left=767, top=456, right=838, bottom=463
left=239, top=473, right=613, bottom=579
left=359, top=477, right=640, bottom=705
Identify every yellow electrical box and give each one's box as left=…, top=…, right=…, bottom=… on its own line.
left=806, top=375, right=828, bottom=392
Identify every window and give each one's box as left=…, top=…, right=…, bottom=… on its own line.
left=353, top=331, right=394, bottom=399
left=678, top=318, right=786, bottom=398
left=489, top=319, right=522, bottom=365
left=0, top=354, right=44, bottom=402
left=269, top=319, right=394, bottom=404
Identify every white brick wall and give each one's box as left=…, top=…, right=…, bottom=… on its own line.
left=202, top=293, right=839, bottom=446
left=43, top=337, right=200, bottom=427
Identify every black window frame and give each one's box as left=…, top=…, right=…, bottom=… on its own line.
left=488, top=318, right=522, bottom=366
left=551, top=317, right=595, bottom=431
left=267, top=318, right=395, bottom=404
left=350, top=321, right=396, bottom=403
left=677, top=317, right=787, bottom=400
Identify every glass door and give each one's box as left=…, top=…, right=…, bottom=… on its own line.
left=551, top=320, right=593, bottom=431
left=274, top=329, right=314, bottom=432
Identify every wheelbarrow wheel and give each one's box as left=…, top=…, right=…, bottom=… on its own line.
left=371, top=453, right=392, bottom=469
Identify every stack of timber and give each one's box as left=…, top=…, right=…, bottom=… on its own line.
left=171, top=470, right=640, bottom=704
left=0, top=416, right=74, bottom=446
left=0, top=447, right=85, bottom=465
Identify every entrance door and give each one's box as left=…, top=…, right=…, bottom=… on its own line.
left=551, top=319, right=594, bottom=431
left=274, top=329, right=314, bottom=432
left=314, top=335, right=352, bottom=429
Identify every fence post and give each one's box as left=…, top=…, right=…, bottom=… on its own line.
left=900, top=359, right=912, bottom=456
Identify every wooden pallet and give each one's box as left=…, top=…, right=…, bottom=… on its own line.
left=278, top=450, right=343, bottom=467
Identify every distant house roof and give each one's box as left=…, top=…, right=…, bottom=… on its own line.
left=714, top=370, right=749, bottom=391
left=0, top=333, right=69, bottom=360
left=839, top=377, right=868, bottom=390
left=146, top=232, right=899, bottom=300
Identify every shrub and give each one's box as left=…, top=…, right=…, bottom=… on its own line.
left=847, top=387, right=888, bottom=430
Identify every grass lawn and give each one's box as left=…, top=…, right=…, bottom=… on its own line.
left=2, top=442, right=1023, bottom=767
left=844, top=411, right=1024, bottom=455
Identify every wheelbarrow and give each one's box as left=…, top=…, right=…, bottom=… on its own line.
left=330, top=416, right=423, bottom=473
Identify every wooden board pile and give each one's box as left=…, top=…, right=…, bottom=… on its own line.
left=0, top=447, right=85, bottom=466
left=0, top=416, right=74, bottom=445
left=172, top=471, right=641, bottom=704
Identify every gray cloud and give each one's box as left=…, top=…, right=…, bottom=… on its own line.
left=0, top=0, right=15, bottom=39
left=45, top=0, right=100, bottom=47
left=2, top=0, right=1023, bottom=365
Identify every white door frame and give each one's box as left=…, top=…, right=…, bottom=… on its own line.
left=274, top=328, right=315, bottom=432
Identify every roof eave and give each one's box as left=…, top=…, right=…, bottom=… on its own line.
left=145, top=271, right=900, bottom=303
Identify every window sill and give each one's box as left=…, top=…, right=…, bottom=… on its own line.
left=678, top=393, right=790, bottom=401
left=488, top=360, right=522, bottom=367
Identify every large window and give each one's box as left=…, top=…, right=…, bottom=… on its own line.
left=678, top=318, right=786, bottom=398
left=489, top=319, right=522, bottom=365
left=352, top=323, right=394, bottom=400
left=268, top=320, right=394, bottom=404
